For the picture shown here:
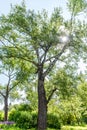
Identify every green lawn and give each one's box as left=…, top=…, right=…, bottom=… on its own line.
left=61, top=125, right=87, bottom=130
left=1, top=126, right=87, bottom=130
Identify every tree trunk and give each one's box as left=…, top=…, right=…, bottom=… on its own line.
left=37, top=67, right=47, bottom=130
left=4, top=97, right=8, bottom=121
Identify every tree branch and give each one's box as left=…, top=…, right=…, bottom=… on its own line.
left=44, top=43, right=68, bottom=77
left=0, top=51, right=38, bottom=67
left=47, top=88, right=57, bottom=104
left=0, top=91, right=5, bottom=98
left=9, top=81, right=20, bottom=92
left=0, top=36, right=38, bottom=67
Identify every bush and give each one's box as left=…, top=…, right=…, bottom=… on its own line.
left=9, top=110, right=60, bottom=129
left=9, top=110, right=37, bottom=129
left=9, top=109, right=21, bottom=122
left=31, top=112, right=37, bottom=127
left=0, top=111, right=4, bottom=121
left=17, top=111, right=33, bottom=129
left=10, top=103, right=32, bottom=112
left=47, top=113, right=61, bottom=129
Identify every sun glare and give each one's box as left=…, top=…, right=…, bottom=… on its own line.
left=59, top=35, right=70, bottom=43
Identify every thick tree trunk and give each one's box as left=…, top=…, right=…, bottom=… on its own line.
left=37, top=67, right=47, bottom=130
left=4, top=97, right=8, bottom=121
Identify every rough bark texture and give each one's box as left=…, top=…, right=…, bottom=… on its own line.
left=4, top=97, right=8, bottom=121
left=37, top=67, right=47, bottom=130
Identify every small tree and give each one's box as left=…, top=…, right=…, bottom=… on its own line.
left=0, top=68, right=19, bottom=121
left=0, top=58, right=32, bottom=121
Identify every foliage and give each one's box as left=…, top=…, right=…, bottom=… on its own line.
left=9, top=110, right=37, bottom=129
left=0, top=111, right=4, bottom=121
left=77, top=81, right=87, bottom=107
left=9, top=109, right=61, bottom=129
left=47, top=113, right=61, bottom=129
left=57, top=96, right=82, bottom=125
left=25, top=81, right=38, bottom=111
left=0, top=121, right=15, bottom=129
left=67, top=0, right=87, bottom=16
left=51, top=68, right=77, bottom=99
left=48, top=96, right=83, bottom=126
left=10, top=103, right=33, bottom=112
left=77, top=81, right=87, bottom=123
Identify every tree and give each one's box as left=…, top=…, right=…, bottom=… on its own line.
left=0, top=65, right=19, bottom=121
left=0, top=57, right=32, bottom=121
left=0, top=1, right=87, bottom=129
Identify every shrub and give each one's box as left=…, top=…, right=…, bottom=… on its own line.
left=47, top=113, right=61, bottom=129
left=17, top=111, right=32, bottom=129
left=9, top=110, right=61, bottom=129
left=31, top=111, right=37, bottom=128
left=16, top=104, right=32, bottom=112
left=0, top=111, right=4, bottom=121
left=9, top=110, right=37, bottom=129
left=10, top=103, right=32, bottom=112
left=9, top=109, right=21, bottom=122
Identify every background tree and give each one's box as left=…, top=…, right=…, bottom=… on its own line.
left=0, top=0, right=87, bottom=129
left=0, top=57, right=33, bottom=121
left=0, top=66, right=19, bottom=121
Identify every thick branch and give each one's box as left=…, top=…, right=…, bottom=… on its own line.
left=47, top=88, right=57, bottom=104
left=39, top=42, right=52, bottom=64
left=0, top=52, right=38, bottom=67
left=0, top=91, right=5, bottom=98
left=44, top=43, right=68, bottom=77
left=9, top=81, right=20, bottom=92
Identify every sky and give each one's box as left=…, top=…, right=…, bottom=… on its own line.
left=0, top=0, right=70, bottom=19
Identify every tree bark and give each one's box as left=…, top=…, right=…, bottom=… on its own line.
left=37, top=66, right=47, bottom=130
left=4, top=97, right=8, bottom=121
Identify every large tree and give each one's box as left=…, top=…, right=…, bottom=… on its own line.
left=0, top=0, right=87, bottom=129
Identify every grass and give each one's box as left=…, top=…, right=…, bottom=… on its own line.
left=1, top=126, right=22, bottom=130
left=1, top=126, right=87, bottom=130
left=61, top=125, right=87, bottom=130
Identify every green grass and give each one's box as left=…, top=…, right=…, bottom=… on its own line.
left=1, top=126, right=87, bottom=130
left=0, top=126, right=22, bottom=130
left=4, top=127, right=21, bottom=130
left=61, top=125, right=87, bottom=130
left=0, top=126, right=58, bottom=130
left=28, top=128, right=57, bottom=130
